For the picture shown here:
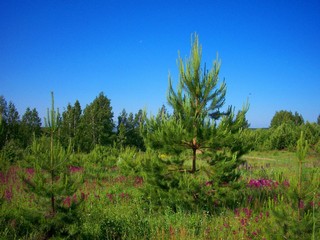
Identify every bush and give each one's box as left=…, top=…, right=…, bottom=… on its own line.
left=266, top=123, right=299, bottom=150
left=0, top=140, right=24, bottom=164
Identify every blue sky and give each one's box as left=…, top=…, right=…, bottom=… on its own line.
left=1, top=0, right=319, bottom=128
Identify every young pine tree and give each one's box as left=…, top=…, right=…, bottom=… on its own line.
left=22, top=92, right=83, bottom=238
left=141, top=34, right=249, bottom=212
left=144, top=33, right=237, bottom=173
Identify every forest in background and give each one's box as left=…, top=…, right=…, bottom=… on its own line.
left=1, top=92, right=320, bottom=159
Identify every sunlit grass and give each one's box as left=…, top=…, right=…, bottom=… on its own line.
left=1, top=149, right=319, bottom=239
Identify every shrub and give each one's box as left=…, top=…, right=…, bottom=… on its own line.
left=267, top=123, right=299, bottom=150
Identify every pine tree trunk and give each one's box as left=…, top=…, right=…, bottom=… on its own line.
left=192, top=147, right=196, bottom=173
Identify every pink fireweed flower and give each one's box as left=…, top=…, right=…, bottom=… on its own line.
left=106, top=193, right=114, bottom=202
left=25, top=168, right=35, bottom=175
left=0, top=172, right=7, bottom=184
left=234, top=208, right=240, bottom=217
left=5, top=188, right=13, bottom=201
left=248, top=179, right=278, bottom=189
left=120, top=192, right=130, bottom=200
left=72, top=193, right=77, bottom=203
left=114, top=176, right=126, bottom=183
left=282, top=179, right=290, bottom=188
left=243, top=208, right=252, bottom=218
left=134, top=176, right=143, bottom=186
left=205, top=180, right=213, bottom=186
left=63, top=196, right=71, bottom=207
left=240, top=218, right=247, bottom=227
left=299, top=200, right=304, bottom=209
left=69, top=166, right=83, bottom=173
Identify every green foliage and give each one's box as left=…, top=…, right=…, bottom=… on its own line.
left=139, top=34, right=250, bottom=213
left=0, top=139, right=24, bottom=164
left=266, top=123, right=299, bottom=150
left=78, top=92, right=114, bottom=152
left=82, top=145, right=119, bottom=180
left=270, top=110, right=304, bottom=128
left=21, top=92, right=83, bottom=238
left=20, top=107, right=42, bottom=147
left=315, top=140, right=320, bottom=155
left=116, top=109, right=145, bottom=150
left=269, top=132, right=320, bottom=239
left=61, top=100, right=82, bottom=150
left=145, top=33, right=246, bottom=173
left=302, top=121, right=320, bottom=146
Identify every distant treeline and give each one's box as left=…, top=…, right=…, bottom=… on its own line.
left=1, top=94, right=320, bottom=164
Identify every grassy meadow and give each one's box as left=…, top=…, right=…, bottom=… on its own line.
left=0, top=148, right=319, bottom=239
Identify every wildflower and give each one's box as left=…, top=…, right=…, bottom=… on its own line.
left=259, top=212, right=263, bottom=219
left=72, top=193, right=77, bottom=203
left=299, top=200, right=304, bottom=209
left=240, top=218, right=247, bottom=227
left=243, top=208, right=252, bottom=218
left=120, top=192, right=129, bottom=200
left=134, top=176, right=143, bottom=186
left=273, top=195, right=278, bottom=202
left=204, top=180, right=213, bottom=187
left=106, top=193, right=113, bottom=202
left=26, top=168, right=35, bottom=175
left=5, top=188, right=13, bottom=201
left=69, top=166, right=83, bottom=173
left=169, top=225, right=175, bottom=236
left=282, top=179, right=290, bottom=188
left=248, top=179, right=278, bottom=189
left=223, top=222, right=229, bottom=228
left=63, top=196, right=71, bottom=207
left=0, top=172, right=8, bottom=184
left=234, top=208, right=240, bottom=217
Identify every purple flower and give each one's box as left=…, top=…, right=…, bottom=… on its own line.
left=69, top=166, right=83, bottom=173
left=240, top=218, right=247, bottom=226
left=63, top=196, right=71, bottom=207
left=243, top=208, right=252, bottom=218
left=134, top=176, right=143, bottom=186
left=299, top=200, right=304, bottom=209
left=234, top=208, right=240, bottom=217
left=106, top=193, right=114, bottom=202
left=5, top=188, right=13, bottom=201
left=205, top=180, right=213, bottom=186
left=282, top=180, right=290, bottom=188
left=25, top=168, right=35, bottom=175
left=248, top=178, right=278, bottom=189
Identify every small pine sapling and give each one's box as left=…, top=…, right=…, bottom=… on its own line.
left=22, top=92, right=83, bottom=238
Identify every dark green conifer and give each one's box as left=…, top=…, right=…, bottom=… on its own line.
left=22, top=92, right=82, bottom=238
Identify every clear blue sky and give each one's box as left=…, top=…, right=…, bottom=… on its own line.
left=1, top=0, right=319, bottom=128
